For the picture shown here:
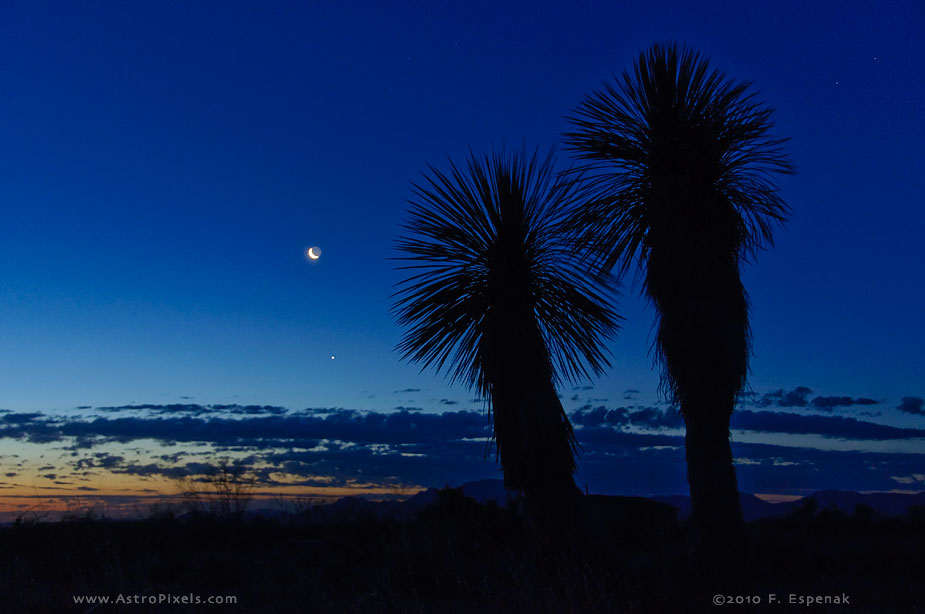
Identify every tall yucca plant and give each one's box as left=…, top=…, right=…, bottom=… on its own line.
left=393, top=147, right=620, bottom=501
left=563, top=44, right=794, bottom=537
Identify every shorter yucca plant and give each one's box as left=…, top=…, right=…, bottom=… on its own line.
left=393, top=147, right=620, bottom=501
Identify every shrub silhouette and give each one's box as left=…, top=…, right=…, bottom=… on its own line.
left=175, top=459, right=257, bottom=520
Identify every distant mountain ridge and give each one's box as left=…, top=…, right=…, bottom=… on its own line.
left=249, top=480, right=925, bottom=523
left=301, top=479, right=513, bottom=522
left=653, top=490, right=925, bottom=521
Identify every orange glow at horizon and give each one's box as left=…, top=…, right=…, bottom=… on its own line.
left=0, top=474, right=425, bottom=521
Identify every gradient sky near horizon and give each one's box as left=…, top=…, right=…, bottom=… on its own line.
left=0, top=1, right=923, bottom=513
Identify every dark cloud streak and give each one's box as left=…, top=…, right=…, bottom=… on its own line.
left=2, top=396, right=923, bottom=497
left=898, top=397, right=925, bottom=416
left=811, top=396, right=879, bottom=410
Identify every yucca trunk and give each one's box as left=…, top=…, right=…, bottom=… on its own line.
left=682, top=402, right=743, bottom=535
left=484, top=305, right=579, bottom=500
left=655, top=282, right=748, bottom=541
left=646, top=181, right=749, bottom=538
left=480, top=192, right=581, bottom=502
left=486, top=326, right=583, bottom=542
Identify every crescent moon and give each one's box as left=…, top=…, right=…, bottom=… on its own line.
left=307, top=247, right=321, bottom=260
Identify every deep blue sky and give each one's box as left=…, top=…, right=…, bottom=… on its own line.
left=0, top=2, right=922, bottom=416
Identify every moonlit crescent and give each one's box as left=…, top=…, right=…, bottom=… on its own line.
left=308, top=247, right=321, bottom=260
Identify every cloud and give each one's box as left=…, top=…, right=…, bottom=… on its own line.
left=897, top=397, right=925, bottom=416
left=2, top=412, right=45, bottom=424
left=729, top=442, right=925, bottom=494
left=96, top=403, right=208, bottom=414
left=31, top=408, right=489, bottom=451
left=571, top=405, right=628, bottom=427
left=394, top=388, right=422, bottom=394
left=747, top=388, right=885, bottom=413
left=755, top=387, right=813, bottom=408
left=94, top=404, right=289, bottom=417
left=115, top=461, right=219, bottom=481
left=732, top=410, right=925, bottom=440
left=570, top=405, right=682, bottom=430
left=569, top=401, right=925, bottom=441
left=811, top=396, right=879, bottom=410
left=628, top=407, right=684, bottom=430
left=4, top=398, right=925, bottom=498
left=74, top=453, right=126, bottom=471
left=578, top=431, right=925, bottom=495
left=210, top=405, right=289, bottom=416
left=439, top=399, right=458, bottom=406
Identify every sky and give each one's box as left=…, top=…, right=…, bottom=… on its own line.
left=0, top=1, right=923, bottom=516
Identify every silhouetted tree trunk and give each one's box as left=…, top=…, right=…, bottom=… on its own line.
left=486, top=311, right=585, bottom=542
left=487, top=319, right=580, bottom=500
left=646, top=210, right=749, bottom=546
left=683, top=407, right=744, bottom=543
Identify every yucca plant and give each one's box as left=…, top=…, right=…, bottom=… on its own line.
left=563, top=43, right=794, bottom=538
left=393, top=147, right=620, bottom=505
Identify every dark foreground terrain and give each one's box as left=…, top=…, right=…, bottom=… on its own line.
left=2, top=489, right=923, bottom=613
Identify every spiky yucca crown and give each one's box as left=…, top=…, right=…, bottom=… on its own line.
left=392, top=147, right=621, bottom=397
